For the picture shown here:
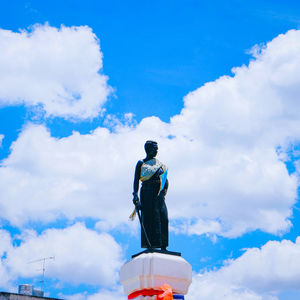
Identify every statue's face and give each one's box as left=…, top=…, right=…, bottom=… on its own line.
left=146, top=144, right=158, bottom=157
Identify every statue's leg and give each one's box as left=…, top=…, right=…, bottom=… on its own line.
left=160, top=195, right=169, bottom=248
left=140, top=184, right=159, bottom=248
left=140, top=186, right=149, bottom=248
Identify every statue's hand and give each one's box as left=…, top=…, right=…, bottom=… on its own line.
left=135, top=200, right=141, bottom=210
left=132, top=193, right=141, bottom=209
left=132, top=193, right=138, bottom=203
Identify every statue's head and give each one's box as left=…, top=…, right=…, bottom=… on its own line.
left=144, top=140, right=158, bottom=158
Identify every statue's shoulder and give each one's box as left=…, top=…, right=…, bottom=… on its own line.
left=136, top=160, right=144, bottom=168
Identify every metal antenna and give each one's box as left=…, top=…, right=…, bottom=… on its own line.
left=28, top=256, right=55, bottom=291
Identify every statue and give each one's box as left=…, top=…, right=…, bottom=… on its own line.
left=132, top=141, right=169, bottom=250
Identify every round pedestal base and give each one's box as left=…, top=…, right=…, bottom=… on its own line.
left=120, top=252, right=192, bottom=297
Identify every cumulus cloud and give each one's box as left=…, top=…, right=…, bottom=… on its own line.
left=0, top=31, right=300, bottom=237
left=189, top=237, right=300, bottom=300
left=61, top=237, right=300, bottom=300
left=0, top=24, right=111, bottom=119
left=0, top=230, right=13, bottom=290
left=1, top=29, right=300, bottom=238
left=0, top=124, right=141, bottom=227
left=0, top=223, right=123, bottom=288
left=189, top=275, right=277, bottom=300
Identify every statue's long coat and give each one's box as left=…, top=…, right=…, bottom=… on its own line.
left=140, top=171, right=168, bottom=248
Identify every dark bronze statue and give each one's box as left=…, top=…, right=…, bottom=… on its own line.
left=132, top=141, right=169, bottom=250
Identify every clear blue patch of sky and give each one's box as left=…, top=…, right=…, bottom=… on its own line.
left=278, top=290, right=300, bottom=300
left=0, top=106, right=27, bottom=160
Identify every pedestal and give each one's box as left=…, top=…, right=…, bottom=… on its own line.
left=120, top=251, right=192, bottom=299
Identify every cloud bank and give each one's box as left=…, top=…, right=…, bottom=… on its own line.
left=0, top=24, right=111, bottom=119
left=1, top=29, right=300, bottom=238
left=59, top=237, right=300, bottom=300
left=189, top=237, right=300, bottom=300
left=0, top=223, right=123, bottom=290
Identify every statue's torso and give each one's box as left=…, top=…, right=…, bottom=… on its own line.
left=140, top=158, right=168, bottom=192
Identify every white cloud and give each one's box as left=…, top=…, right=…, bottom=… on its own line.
left=0, top=24, right=111, bottom=119
left=0, top=124, right=141, bottom=228
left=189, top=276, right=275, bottom=300
left=0, top=30, right=300, bottom=238
left=0, top=230, right=13, bottom=290
left=1, top=223, right=123, bottom=287
left=189, top=237, right=300, bottom=300
left=60, top=237, right=300, bottom=300
left=0, top=134, right=3, bottom=147
left=219, top=238, right=300, bottom=293
left=166, top=30, right=300, bottom=237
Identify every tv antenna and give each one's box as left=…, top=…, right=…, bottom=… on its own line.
left=28, top=256, right=55, bottom=291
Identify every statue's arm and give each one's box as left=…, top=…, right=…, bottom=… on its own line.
left=163, top=178, right=169, bottom=195
left=132, top=160, right=143, bottom=202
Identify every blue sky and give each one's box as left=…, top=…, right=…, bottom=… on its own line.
left=1, top=1, right=300, bottom=300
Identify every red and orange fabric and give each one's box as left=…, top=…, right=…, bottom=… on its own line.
left=157, top=284, right=173, bottom=300
left=128, top=283, right=173, bottom=300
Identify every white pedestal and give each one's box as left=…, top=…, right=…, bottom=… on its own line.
left=120, top=252, right=192, bottom=296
